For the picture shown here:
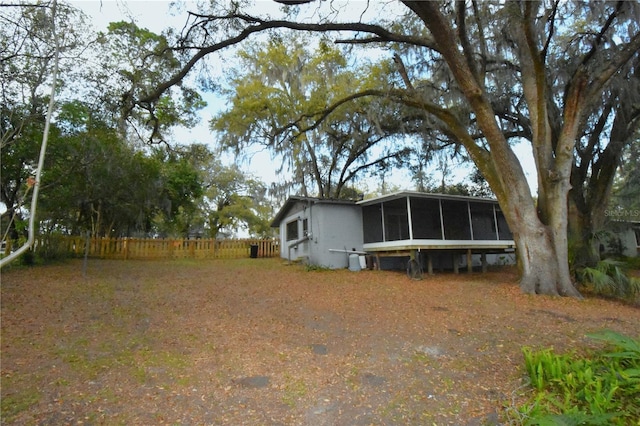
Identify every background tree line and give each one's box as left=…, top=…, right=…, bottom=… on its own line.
left=1, top=2, right=274, bottom=245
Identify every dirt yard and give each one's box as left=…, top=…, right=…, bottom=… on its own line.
left=1, top=258, right=639, bottom=425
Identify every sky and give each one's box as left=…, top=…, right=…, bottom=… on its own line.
left=70, top=0, right=538, bottom=195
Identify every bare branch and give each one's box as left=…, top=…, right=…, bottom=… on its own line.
left=393, top=53, right=415, bottom=91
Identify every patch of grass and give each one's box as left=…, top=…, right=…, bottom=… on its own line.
left=145, top=350, right=189, bottom=370
left=53, top=378, right=70, bottom=386
left=410, top=351, right=432, bottom=365
left=1, top=388, right=40, bottom=422
left=305, top=263, right=334, bottom=272
left=438, top=376, right=455, bottom=392
left=281, top=374, right=308, bottom=407
left=55, top=333, right=150, bottom=381
left=621, top=255, right=640, bottom=270
left=346, top=366, right=361, bottom=390
left=133, top=350, right=191, bottom=385
left=380, top=391, right=411, bottom=422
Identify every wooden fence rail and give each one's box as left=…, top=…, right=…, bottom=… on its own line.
left=45, top=237, right=280, bottom=260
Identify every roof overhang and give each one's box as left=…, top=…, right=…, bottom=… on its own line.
left=270, top=196, right=357, bottom=228
left=357, top=190, right=499, bottom=206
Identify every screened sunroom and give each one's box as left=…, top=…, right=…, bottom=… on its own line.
left=358, top=191, right=516, bottom=272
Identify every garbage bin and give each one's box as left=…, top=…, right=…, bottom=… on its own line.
left=250, top=244, right=259, bottom=258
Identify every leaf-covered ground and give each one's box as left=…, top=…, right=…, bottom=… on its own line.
left=1, top=258, right=639, bottom=425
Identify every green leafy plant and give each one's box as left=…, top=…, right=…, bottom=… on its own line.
left=515, top=331, right=640, bottom=425
left=578, top=258, right=640, bottom=300
left=0, top=388, right=40, bottom=422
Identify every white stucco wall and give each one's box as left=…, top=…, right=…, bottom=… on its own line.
left=277, top=201, right=363, bottom=269
left=309, top=204, right=363, bottom=269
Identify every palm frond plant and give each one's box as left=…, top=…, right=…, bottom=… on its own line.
left=578, top=258, right=640, bottom=300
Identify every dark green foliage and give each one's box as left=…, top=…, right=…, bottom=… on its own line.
left=621, top=256, right=640, bottom=270
left=517, top=331, right=640, bottom=425
left=19, top=249, right=35, bottom=266
left=577, top=259, right=640, bottom=300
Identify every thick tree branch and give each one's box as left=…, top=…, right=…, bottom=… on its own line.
left=456, top=0, right=481, bottom=86
left=341, top=148, right=411, bottom=187
left=584, top=32, right=640, bottom=101
left=521, top=0, right=550, bottom=161
left=470, top=0, right=488, bottom=83
left=402, top=0, right=513, bottom=203
left=138, top=14, right=436, bottom=105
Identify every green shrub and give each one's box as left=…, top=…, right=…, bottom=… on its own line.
left=578, top=259, right=640, bottom=300
left=515, top=330, right=640, bottom=425
left=620, top=255, right=640, bottom=270
left=19, top=249, right=36, bottom=266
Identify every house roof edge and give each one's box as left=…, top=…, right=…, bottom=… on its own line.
left=270, top=196, right=358, bottom=227
left=357, top=190, right=499, bottom=206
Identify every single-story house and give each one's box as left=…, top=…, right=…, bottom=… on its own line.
left=271, top=191, right=516, bottom=271
left=271, top=193, right=639, bottom=272
left=270, top=196, right=364, bottom=269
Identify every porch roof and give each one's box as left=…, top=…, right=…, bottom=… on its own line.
left=357, top=190, right=499, bottom=206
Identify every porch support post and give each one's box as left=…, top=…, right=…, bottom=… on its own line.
left=467, top=249, right=473, bottom=273
left=452, top=252, right=459, bottom=274
left=406, top=196, right=414, bottom=240
left=427, top=252, right=433, bottom=275
left=481, top=252, right=487, bottom=273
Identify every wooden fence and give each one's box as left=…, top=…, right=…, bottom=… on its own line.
left=52, top=237, right=280, bottom=260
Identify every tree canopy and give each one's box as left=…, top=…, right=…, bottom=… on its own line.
left=211, top=35, right=420, bottom=199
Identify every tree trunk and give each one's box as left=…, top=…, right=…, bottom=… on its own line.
left=567, top=85, right=636, bottom=271
left=514, top=216, right=583, bottom=297
left=402, top=1, right=584, bottom=297
left=567, top=197, right=601, bottom=271
left=517, top=232, right=581, bottom=297
left=496, top=171, right=581, bottom=297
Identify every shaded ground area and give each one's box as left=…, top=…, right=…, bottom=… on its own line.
left=1, top=258, right=639, bottom=425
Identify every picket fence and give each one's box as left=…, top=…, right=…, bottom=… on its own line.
left=57, top=237, right=280, bottom=260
